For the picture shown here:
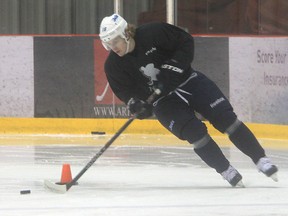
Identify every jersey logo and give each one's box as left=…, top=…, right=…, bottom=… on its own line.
left=145, top=47, right=157, bottom=56
left=140, top=63, right=160, bottom=85
left=210, top=97, right=225, bottom=108
left=161, top=64, right=183, bottom=73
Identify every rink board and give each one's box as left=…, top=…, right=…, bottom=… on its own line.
left=0, top=117, right=287, bottom=137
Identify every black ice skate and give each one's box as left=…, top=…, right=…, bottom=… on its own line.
left=257, top=157, right=278, bottom=182
left=221, top=165, right=244, bottom=187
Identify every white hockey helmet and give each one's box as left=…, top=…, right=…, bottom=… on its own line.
left=99, top=14, right=128, bottom=50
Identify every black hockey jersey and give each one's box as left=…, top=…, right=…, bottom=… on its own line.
left=104, top=22, right=194, bottom=104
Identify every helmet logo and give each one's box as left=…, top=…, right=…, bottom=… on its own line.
left=112, top=14, right=119, bottom=22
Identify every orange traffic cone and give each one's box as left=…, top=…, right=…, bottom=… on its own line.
left=60, top=164, right=73, bottom=184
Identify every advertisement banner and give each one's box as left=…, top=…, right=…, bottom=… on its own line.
left=229, top=37, right=288, bottom=124
left=193, top=37, right=229, bottom=98
left=34, top=37, right=95, bottom=118
left=0, top=36, right=34, bottom=117
left=93, top=37, right=230, bottom=118
left=93, top=39, right=129, bottom=118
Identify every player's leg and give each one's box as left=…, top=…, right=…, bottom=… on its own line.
left=219, top=115, right=278, bottom=181
left=192, top=73, right=278, bottom=181
left=180, top=118, right=243, bottom=187
left=153, top=93, right=242, bottom=187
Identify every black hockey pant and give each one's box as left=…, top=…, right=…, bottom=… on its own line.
left=153, top=71, right=265, bottom=173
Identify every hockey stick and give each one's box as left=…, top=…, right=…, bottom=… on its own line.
left=44, top=89, right=161, bottom=193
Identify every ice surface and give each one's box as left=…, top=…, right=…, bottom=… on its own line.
left=0, top=135, right=287, bottom=216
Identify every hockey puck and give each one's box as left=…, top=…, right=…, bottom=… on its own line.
left=20, top=190, right=31, bottom=195
left=91, top=131, right=106, bottom=135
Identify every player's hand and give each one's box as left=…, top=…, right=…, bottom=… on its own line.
left=156, top=59, right=184, bottom=95
left=127, top=98, right=153, bottom=119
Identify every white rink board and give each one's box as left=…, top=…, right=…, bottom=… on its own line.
left=229, top=37, right=288, bottom=124
left=0, top=36, right=34, bottom=117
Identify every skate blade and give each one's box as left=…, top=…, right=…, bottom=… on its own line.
left=235, top=180, right=245, bottom=188
left=270, top=173, right=278, bottom=182
left=231, top=180, right=245, bottom=188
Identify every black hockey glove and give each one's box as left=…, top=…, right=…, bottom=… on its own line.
left=156, top=59, right=185, bottom=95
left=127, top=98, right=153, bottom=120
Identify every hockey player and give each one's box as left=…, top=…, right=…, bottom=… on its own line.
left=99, top=14, right=278, bottom=187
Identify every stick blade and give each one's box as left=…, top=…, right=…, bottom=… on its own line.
left=44, top=179, right=68, bottom=193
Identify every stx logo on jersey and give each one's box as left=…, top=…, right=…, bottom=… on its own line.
left=161, top=64, right=183, bottom=73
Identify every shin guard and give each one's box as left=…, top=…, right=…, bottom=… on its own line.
left=228, top=121, right=265, bottom=164
left=194, top=137, right=230, bottom=173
